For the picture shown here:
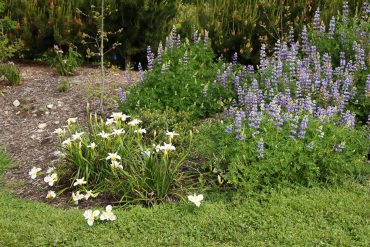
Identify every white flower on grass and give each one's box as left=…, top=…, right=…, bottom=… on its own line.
left=160, top=143, right=176, bottom=154
left=97, top=131, right=111, bottom=139
left=166, top=131, right=179, bottom=141
left=134, top=128, right=146, bottom=134
left=53, top=128, right=66, bottom=136
left=83, top=209, right=100, bottom=226
left=62, top=138, right=72, bottom=148
left=84, top=190, right=99, bottom=200
left=105, top=118, right=115, bottom=126
left=72, top=191, right=85, bottom=205
left=106, top=152, right=121, bottom=161
left=29, top=167, right=42, bottom=179
left=67, top=117, right=78, bottom=125
left=72, top=132, right=84, bottom=141
left=44, top=173, right=58, bottom=186
left=188, top=193, right=204, bottom=207
left=110, top=160, right=123, bottom=170
left=74, top=177, right=87, bottom=187
left=46, top=167, right=55, bottom=174
left=100, top=205, right=116, bottom=221
left=112, top=128, right=125, bottom=136
left=46, top=190, right=56, bottom=199
left=87, top=142, right=97, bottom=150
left=128, top=119, right=142, bottom=126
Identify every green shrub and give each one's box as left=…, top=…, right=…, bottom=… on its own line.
left=119, top=31, right=235, bottom=119
left=54, top=113, right=195, bottom=205
left=6, top=0, right=178, bottom=64
left=51, top=45, right=81, bottom=76
left=0, top=62, right=20, bottom=85
left=194, top=114, right=370, bottom=192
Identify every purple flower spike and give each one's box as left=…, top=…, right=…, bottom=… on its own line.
left=157, top=42, right=163, bottom=65
left=328, top=16, right=336, bottom=38
left=334, top=142, right=345, bottom=152
left=225, top=124, right=233, bottom=133
left=288, top=26, right=295, bottom=45
left=182, top=51, right=189, bottom=67
left=313, top=8, right=321, bottom=31
left=257, top=138, right=264, bottom=159
left=146, top=46, right=155, bottom=70
left=118, top=87, right=127, bottom=102
left=232, top=52, right=238, bottom=65
left=260, top=44, right=267, bottom=70
left=365, top=74, right=370, bottom=96
left=138, top=62, right=145, bottom=82
left=342, top=1, right=349, bottom=22
left=298, top=115, right=309, bottom=139
left=204, top=30, right=209, bottom=48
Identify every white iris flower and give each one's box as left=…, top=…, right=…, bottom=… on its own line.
left=53, top=128, right=66, bottom=136
left=128, top=119, right=142, bottom=126
left=106, top=152, right=121, bottom=161
left=46, top=190, right=56, bottom=199
left=84, top=190, right=99, bottom=200
left=46, top=167, right=55, bottom=174
left=62, top=138, right=72, bottom=148
left=188, top=193, right=204, bottom=207
left=67, top=117, right=78, bottom=125
left=72, top=191, right=85, bottom=205
left=134, top=128, right=146, bottom=134
left=73, top=177, right=87, bottom=187
left=166, top=131, right=179, bottom=141
left=100, top=205, right=117, bottom=221
left=97, top=131, right=111, bottom=139
left=83, top=209, right=100, bottom=226
left=112, top=128, right=125, bottom=136
left=29, top=167, right=42, bottom=179
left=160, top=143, right=176, bottom=154
left=105, top=118, right=115, bottom=126
left=87, top=142, right=97, bottom=150
left=72, top=132, right=84, bottom=141
left=44, top=173, right=58, bottom=186
left=110, top=160, right=123, bottom=170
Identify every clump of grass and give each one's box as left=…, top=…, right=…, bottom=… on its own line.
left=0, top=63, right=21, bottom=86
left=57, top=80, right=70, bottom=92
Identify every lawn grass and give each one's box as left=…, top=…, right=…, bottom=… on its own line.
left=0, top=149, right=369, bottom=247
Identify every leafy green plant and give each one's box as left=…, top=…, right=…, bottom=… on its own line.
left=120, top=31, right=235, bottom=119
left=0, top=62, right=20, bottom=85
left=55, top=113, right=195, bottom=205
left=51, top=45, right=81, bottom=76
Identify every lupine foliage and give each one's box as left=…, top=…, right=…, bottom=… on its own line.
left=200, top=1, right=370, bottom=191
left=119, top=28, right=236, bottom=118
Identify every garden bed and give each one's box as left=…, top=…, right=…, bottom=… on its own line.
left=0, top=63, right=137, bottom=207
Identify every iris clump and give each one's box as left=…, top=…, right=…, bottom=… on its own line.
left=52, top=113, right=194, bottom=206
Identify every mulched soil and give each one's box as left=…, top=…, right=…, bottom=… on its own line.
left=0, top=62, right=137, bottom=208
